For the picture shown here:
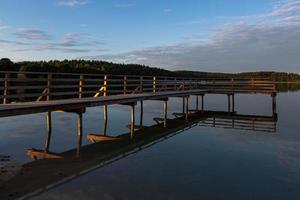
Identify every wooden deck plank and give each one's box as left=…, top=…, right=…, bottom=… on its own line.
left=0, top=90, right=207, bottom=117
left=0, top=89, right=276, bottom=118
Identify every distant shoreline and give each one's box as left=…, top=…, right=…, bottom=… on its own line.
left=1, top=58, right=300, bottom=82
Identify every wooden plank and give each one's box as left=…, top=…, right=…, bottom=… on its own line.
left=0, top=89, right=277, bottom=118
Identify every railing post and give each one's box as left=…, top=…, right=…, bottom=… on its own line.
left=272, top=93, right=277, bottom=115
left=164, top=100, right=168, bottom=128
left=273, top=78, right=276, bottom=92
left=47, top=74, right=52, bottom=101
left=182, top=97, right=185, bottom=113
left=213, top=117, right=216, bottom=127
left=45, top=112, right=52, bottom=152
left=153, top=76, right=156, bottom=93
left=76, top=112, right=83, bottom=157
left=174, top=77, right=177, bottom=91
left=232, top=94, right=235, bottom=112
left=140, top=76, right=143, bottom=93
left=103, top=75, right=108, bottom=135
left=231, top=78, right=234, bottom=93
left=185, top=96, right=189, bottom=121
left=123, top=75, right=127, bottom=95
left=201, top=94, right=204, bottom=111
left=140, top=101, right=143, bottom=127
left=164, top=77, right=167, bottom=91
left=103, top=104, right=108, bottom=135
left=103, top=75, right=108, bottom=96
left=103, top=75, right=108, bottom=130
left=130, top=104, right=135, bottom=139
left=227, top=94, right=231, bottom=112
left=79, top=75, right=84, bottom=98
left=3, top=73, right=10, bottom=104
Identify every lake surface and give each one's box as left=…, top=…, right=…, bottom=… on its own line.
left=1, top=91, right=300, bottom=199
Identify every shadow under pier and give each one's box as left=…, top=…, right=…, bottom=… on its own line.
left=0, top=111, right=208, bottom=200
left=0, top=108, right=278, bottom=199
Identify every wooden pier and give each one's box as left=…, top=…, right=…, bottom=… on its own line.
left=0, top=71, right=276, bottom=112
left=0, top=71, right=277, bottom=151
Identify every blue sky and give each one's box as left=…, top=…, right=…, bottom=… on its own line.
left=1, top=0, right=300, bottom=72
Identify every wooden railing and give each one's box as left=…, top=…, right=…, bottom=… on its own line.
left=0, top=71, right=276, bottom=104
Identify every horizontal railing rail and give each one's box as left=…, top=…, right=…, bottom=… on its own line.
left=199, top=117, right=276, bottom=132
left=0, top=71, right=276, bottom=104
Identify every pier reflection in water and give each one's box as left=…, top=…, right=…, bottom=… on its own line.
left=0, top=93, right=300, bottom=200
left=198, top=111, right=277, bottom=133
left=0, top=96, right=278, bottom=199
left=27, top=109, right=278, bottom=160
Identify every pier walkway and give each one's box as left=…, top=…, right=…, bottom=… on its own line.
left=0, top=71, right=277, bottom=144
left=0, top=71, right=276, bottom=117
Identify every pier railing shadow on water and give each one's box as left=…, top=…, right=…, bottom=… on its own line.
left=0, top=107, right=278, bottom=200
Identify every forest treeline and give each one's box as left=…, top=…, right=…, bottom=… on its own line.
left=0, top=58, right=299, bottom=82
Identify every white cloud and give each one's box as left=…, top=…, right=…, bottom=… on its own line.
left=84, top=0, right=300, bottom=72
left=53, top=32, right=102, bottom=47
left=14, top=32, right=103, bottom=53
left=271, top=0, right=300, bottom=18
left=0, top=24, right=7, bottom=31
left=0, top=20, right=8, bottom=32
left=15, top=45, right=91, bottom=53
left=15, top=28, right=51, bottom=40
left=0, top=39, right=29, bottom=46
left=58, top=0, right=89, bottom=8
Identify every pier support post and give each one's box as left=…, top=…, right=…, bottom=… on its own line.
left=76, top=112, right=83, bottom=157
left=140, top=101, right=143, bottom=127
left=103, top=105, right=108, bottom=135
left=232, top=94, right=235, bottom=112
left=130, top=104, right=135, bottom=139
left=185, top=96, right=189, bottom=121
left=44, top=112, right=52, bottom=152
left=182, top=97, right=185, bottom=114
left=213, top=117, right=216, bottom=127
left=201, top=94, right=204, bottom=111
left=164, top=100, right=168, bottom=128
left=196, top=95, right=199, bottom=110
left=272, top=93, right=277, bottom=115
left=227, top=94, right=231, bottom=112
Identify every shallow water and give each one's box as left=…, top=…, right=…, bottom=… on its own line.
left=1, top=92, right=300, bottom=199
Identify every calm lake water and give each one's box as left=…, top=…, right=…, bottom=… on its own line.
left=1, top=91, right=300, bottom=199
